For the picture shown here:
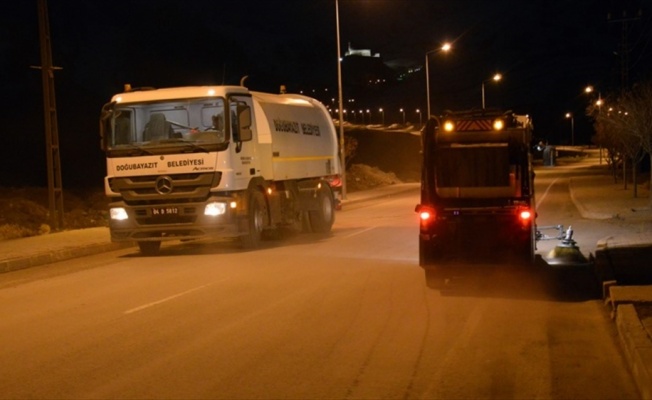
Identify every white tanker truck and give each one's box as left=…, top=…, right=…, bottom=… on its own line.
left=99, top=84, right=341, bottom=255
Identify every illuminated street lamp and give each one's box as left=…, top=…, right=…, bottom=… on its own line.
left=416, top=109, right=422, bottom=128
left=400, top=108, right=405, bottom=124
left=425, top=42, right=452, bottom=118
left=482, top=73, right=502, bottom=109
left=366, top=109, right=370, bottom=125
left=585, top=85, right=603, bottom=109
left=379, top=108, right=384, bottom=125
left=565, top=112, right=575, bottom=146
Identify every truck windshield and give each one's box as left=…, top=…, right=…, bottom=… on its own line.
left=104, top=98, right=229, bottom=154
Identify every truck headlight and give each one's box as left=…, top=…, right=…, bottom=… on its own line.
left=204, top=201, right=227, bottom=216
left=110, top=207, right=129, bottom=221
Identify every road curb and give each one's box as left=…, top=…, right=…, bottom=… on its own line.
left=0, top=241, right=135, bottom=274
left=616, top=304, right=652, bottom=400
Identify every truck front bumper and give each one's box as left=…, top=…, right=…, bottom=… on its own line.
left=108, top=197, right=243, bottom=243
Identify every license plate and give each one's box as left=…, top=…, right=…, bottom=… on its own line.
left=151, top=207, right=179, bottom=216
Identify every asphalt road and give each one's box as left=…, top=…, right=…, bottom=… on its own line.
left=0, top=169, right=641, bottom=399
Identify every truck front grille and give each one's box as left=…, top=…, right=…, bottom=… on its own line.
left=109, top=172, right=220, bottom=205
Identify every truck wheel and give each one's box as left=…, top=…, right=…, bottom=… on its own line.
left=138, top=241, right=161, bottom=256
left=522, top=234, right=536, bottom=265
left=309, top=184, right=335, bottom=233
left=515, top=227, right=536, bottom=265
left=419, top=237, right=441, bottom=266
left=240, top=190, right=267, bottom=248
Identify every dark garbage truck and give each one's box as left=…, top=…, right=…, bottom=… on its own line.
left=415, top=109, right=537, bottom=265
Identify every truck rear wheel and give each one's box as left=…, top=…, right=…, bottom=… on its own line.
left=521, top=232, right=536, bottom=265
left=138, top=241, right=161, bottom=256
left=419, top=237, right=442, bottom=266
left=240, top=190, right=267, bottom=248
left=309, top=184, right=335, bottom=233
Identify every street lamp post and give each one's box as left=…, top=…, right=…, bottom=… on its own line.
left=416, top=109, right=422, bottom=128
left=400, top=108, right=405, bottom=125
left=481, top=73, right=502, bottom=109
left=335, top=0, right=346, bottom=199
left=565, top=112, right=575, bottom=146
left=585, top=85, right=603, bottom=163
left=425, top=43, right=451, bottom=118
left=379, top=108, right=384, bottom=125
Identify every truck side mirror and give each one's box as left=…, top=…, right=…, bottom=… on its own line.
left=99, top=101, right=116, bottom=151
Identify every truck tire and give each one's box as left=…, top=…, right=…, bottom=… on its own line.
left=309, top=184, right=335, bottom=233
left=240, top=190, right=267, bottom=248
left=513, top=225, right=536, bottom=265
left=419, top=237, right=441, bottom=266
left=522, top=232, right=536, bottom=265
left=138, top=241, right=161, bottom=256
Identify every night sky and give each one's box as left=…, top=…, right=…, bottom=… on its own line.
left=1, top=0, right=650, bottom=188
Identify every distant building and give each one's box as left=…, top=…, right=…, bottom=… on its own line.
left=345, top=43, right=380, bottom=58
left=302, top=42, right=421, bottom=117
left=343, top=43, right=420, bottom=84
left=342, top=43, right=394, bottom=90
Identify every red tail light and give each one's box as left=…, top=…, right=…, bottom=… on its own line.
left=415, top=204, right=436, bottom=225
left=519, top=209, right=532, bottom=223
left=420, top=210, right=433, bottom=221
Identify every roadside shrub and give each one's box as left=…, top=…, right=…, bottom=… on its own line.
left=0, top=224, right=39, bottom=240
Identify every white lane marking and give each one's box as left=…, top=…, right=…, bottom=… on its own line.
left=124, top=283, right=214, bottom=315
left=344, top=226, right=377, bottom=238
left=536, top=177, right=560, bottom=210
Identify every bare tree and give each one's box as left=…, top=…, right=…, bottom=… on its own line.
left=589, top=99, right=624, bottom=183
left=592, top=82, right=652, bottom=204
left=617, top=82, right=652, bottom=203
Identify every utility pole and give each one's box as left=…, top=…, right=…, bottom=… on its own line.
left=32, top=0, right=64, bottom=230
left=608, top=7, right=641, bottom=91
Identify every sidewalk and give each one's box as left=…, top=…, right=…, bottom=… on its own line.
left=564, top=153, right=652, bottom=400
left=0, top=163, right=651, bottom=398
left=0, top=227, right=132, bottom=274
